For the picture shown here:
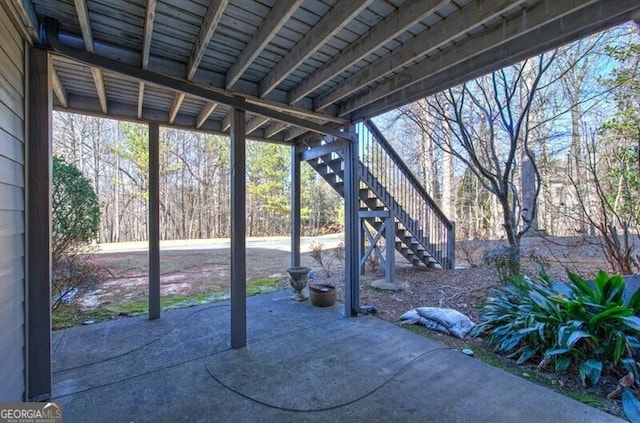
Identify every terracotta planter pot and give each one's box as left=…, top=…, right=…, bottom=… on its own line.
left=309, top=284, right=336, bottom=307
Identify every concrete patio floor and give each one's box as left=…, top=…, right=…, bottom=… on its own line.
left=52, top=291, right=623, bottom=422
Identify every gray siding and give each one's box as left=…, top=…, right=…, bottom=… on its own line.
left=0, top=4, right=26, bottom=401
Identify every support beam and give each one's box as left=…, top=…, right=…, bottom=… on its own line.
left=347, top=0, right=637, bottom=120
left=259, top=0, right=372, bottom=98
left=54, top=30, right=346, bottom=125
left=288, top=0, right=448, bottom=104
left=385, top=214, right=395, bottom=283
left=314, top=0, right=525, bottom=111
left=290, top=143, right=301, bottom=267
left=141, top=0, right=157, bottom=69
left=148, top=123, right=160, bottom=320
left=226, top=0, right=303, bottom=89
left=27, top=47, right=52, bottom=401
left=137, top=81, right=144, bottom=119
left=47, top=21, right=355, bottom=141
left=343, top=126, right=360, bottom=317
left=230, top=106, right=247, bottom=349
left=51, top=66, right=67, bottom=108
left=74, top=0, right=108, bottom=113
left=187, top=0, right=229, bottom=80
left=196, top=101, right=217, bottom=129
left=168, top=92, right=185, bottom=124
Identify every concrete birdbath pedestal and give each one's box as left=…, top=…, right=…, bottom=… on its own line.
left=286, top=266, right=310, bottom=301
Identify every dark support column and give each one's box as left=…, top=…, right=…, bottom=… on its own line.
left=148, top=123, right=160, bottom=320
left=27, top=47, right=52, bottom=401
left=290, top=143, right=301, bottom=267
left=343, top=130, right=360, bottom=317
left=230, top=107, right=247, bottom=348
left=385, top=215, right=395, bottom=283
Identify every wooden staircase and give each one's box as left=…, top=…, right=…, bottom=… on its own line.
left=301, top=119, right=455, bottom=269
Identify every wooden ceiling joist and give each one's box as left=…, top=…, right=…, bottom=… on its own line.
left=73, top=0, right=107, bottom=113
left=15, top=0, right=638, bottom=141
left=137, top=81, right=144, bottom=119
left=196, top=101, right=217, bottom=129
left=141, top=0, right=157, bottom=70
left=314, top=0, right=526, bottom=111
left=258, top=0, right=373, bottom=98
left=51, top=66, right=68, bottom=108
left=266, top=122, right=288, bottom=138
left=187, top=0, right=229, bottom=81
left=246, top=116, right=269, bottom=134
left=347, top=0, right=639, bottom=120
left=168, top=92, right=185, bottom=124
left=287, top=0, right=449, bottom=104
left=226, top=0, right=303, bottom=89
left=47, top=23, right=354, bottom=140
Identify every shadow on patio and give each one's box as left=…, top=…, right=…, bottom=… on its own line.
left=52, top=291, right=622, bottom=422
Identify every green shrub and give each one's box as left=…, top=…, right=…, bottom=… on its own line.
left=51, top=156, right=101, bottom=311
left=473, top=270, right=640, bottom=386
left=52, top=156, right=100, bottom=261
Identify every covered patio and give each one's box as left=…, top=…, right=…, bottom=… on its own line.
left=2, top=0, right=640, bottom=410
left=52, top=291, right=622, bottom=422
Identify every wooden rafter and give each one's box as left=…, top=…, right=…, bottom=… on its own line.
left=168, top=93, right=185, bottom=124
left=196, top=101, right=217, bottom=129
left=137, top=81, right=144, bottom=119
left=221, top=112, right=232, bottom=132
left=141, top=0, right=157, bottom=69
left=138, top=0, right=157, bottom=120
left=288, top=0, right=448, bottom=104
left=182, top=0, right=228, bottom=131
left=259, top=0, right=372, bottom=98
left=91, top=67, right=107, bottom=113
left=187, top=0, right=228, bottom=80
left=47, top=23, right=355, bottom=140
left=314, top=0, right=526, bottom=111
left=343, top=0, right=628, bottom=119
left=73, top=0, right=107, bottom=113
left=50, top=30, right=346, bottom=124
left=266, top=122, right=288, bottom=138
left=51, top=66, right=68, bottom=108
left=226, top=0, right=303, bottom=89
left=246, top=116, right=269, bottom=134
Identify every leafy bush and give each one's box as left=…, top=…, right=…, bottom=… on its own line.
left=52, top=156, right=100, bottom=262
left=473, top=270, right=640, bottom=387
left=52, top=156, right=101, bottom=310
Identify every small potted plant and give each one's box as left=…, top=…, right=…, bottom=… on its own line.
left=308, top=272, right=336, bottom=307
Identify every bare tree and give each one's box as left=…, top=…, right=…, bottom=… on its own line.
left=399, top=52, right=557, bottom=271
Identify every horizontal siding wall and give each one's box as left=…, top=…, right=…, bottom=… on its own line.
left=0, top=3, right=25, bottom=401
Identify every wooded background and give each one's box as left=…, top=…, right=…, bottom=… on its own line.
left=53, top=23, right=639, bottom=253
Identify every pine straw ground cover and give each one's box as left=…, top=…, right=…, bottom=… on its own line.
left=318, top=235, right=631, bottom=419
